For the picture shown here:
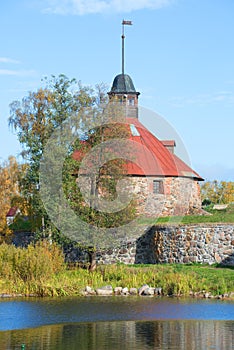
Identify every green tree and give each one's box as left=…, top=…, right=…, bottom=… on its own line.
left=62, top=122, right=137, bottom=270
left=8, top=75, right=98, bottom=232
left=9, top=75, right=137, bottom=270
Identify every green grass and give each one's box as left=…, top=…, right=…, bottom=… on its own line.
left=0, top=262, right=233, bottom=298
left=0, top=233, right=233, bottom=298
left=7, top=205, right=234, bottom=234
left=137, top=203, right=234, bottom=226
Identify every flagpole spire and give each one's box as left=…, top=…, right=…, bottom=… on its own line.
left=121, top=20, right=132, bottom=76
left=121, top=21, right=125, bottom=76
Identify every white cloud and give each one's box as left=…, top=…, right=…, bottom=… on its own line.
left=0, top=57, right=20, bottom=64
left=42, top=0, right=173, bottom=15
left=0, top=69, right=36, bottom=77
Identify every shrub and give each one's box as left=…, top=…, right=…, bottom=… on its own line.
left=0, top=240, right=65, bottom=282
left=0, top=243, right=16, bottom=279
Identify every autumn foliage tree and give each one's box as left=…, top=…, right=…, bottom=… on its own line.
left=8, top=75, right=137, bottom=270
left=8, top=75, right=101, bottom=233
left=0, top=156, right=26, bottom=233
left=201, top=180, right=234, bottom=205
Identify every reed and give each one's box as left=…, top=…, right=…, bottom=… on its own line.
left=0, top=241, right=65, bottom=283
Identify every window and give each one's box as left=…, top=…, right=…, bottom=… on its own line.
left=153, top=180, right=164, bottom=194
left=130, top=124, right=140, bottom=136
left=128, top=98, right=134, bottom=106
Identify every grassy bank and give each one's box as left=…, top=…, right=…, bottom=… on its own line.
left=0, top=242, right=233, bottom=298
left=138, top=203, right=234, bottom=225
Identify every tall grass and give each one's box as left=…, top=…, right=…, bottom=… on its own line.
left=0, top=242, right=233, bottom=297
left=0, top=241, right=65, bottom=283
left=53, top=264, right=234, bottom=297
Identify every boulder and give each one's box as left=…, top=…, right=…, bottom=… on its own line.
left=144, top=287, right=155, bottom=296
left=121, top=287, right=129, bottom=295
left=204, top=292, right=210, bottom=299
left=85, top=286, right=96, bottom=295
left=155, top=287, right=162, bottom=295
left=114, top=287, right=122, bottom=295
left=129, top=288, right=138, bottom=295
left=0, top=294, right=13, bottom=298
left=96, top=285, right=113, bottom=296
left=138, top=284, right=150, bottom=296
left=213, top=204, right=228, bottom=210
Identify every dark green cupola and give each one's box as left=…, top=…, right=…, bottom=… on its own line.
left=108, top=20, right=140, bottom=118
left=108, top=73, right=140, bottom=118
left=110, top=74, right=137, bottom=93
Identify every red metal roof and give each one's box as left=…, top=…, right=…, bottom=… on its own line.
left=125, top=118, right=203, bottom=180
left=73, top=118, right=203, bottom=180
left=6, top=207, right=19, bottom=217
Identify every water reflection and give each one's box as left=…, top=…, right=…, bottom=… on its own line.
left=1, top=297, right=234, bottom=349
left=0, top=320, right=234, bottom=350
left=1, top=297, right=234, bottom=331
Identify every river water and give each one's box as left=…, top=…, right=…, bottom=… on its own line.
left=0, top=296, right=234, bottom=349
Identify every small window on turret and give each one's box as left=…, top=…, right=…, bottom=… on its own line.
left=128, top=98, right=134, bottom=106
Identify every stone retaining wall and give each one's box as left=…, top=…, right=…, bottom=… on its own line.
left=10, top=224, right=234, bottom=266
left=97, top=224, right=234, bottom=266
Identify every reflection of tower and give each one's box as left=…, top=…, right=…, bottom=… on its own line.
left=108, top=20, right=140, bottom=118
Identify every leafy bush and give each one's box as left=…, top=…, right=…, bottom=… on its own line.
left=0, top=243, right=16, bottom=279
left=0, top=241, right=65, bottom=282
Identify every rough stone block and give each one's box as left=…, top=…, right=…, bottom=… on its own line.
left=85, top=286, right=94, bottom=294
left=214, top=253, right=221, bottom=263
left=114, top=287, right=122, bottom=294
left=96, top=285, right=113, bottom=296
left=138, top=284, right=150, bottom=296
left=129, top=288, right=138, bottom=295
left=155, top=287, right=162, bottom=295
left=144, top=287, right=155, bottom=296
left=121, top=287, right=129, bottom=295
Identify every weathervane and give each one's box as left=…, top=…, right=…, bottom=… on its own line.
left=122, top=20, right=132, bottom=76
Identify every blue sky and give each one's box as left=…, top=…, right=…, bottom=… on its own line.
left=0, top=0, right=233, bottom=181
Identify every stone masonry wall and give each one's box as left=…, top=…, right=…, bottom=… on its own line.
left=96, top=224, right=234, bottom=266
left=10, top=224, right=234, bottom=266
left=132, top=176, right=201, bottom=217
left=76, top=175, right=201, bottom=218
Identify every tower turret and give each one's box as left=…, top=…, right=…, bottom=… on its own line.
left=108, top=20, right=140, bottom=118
